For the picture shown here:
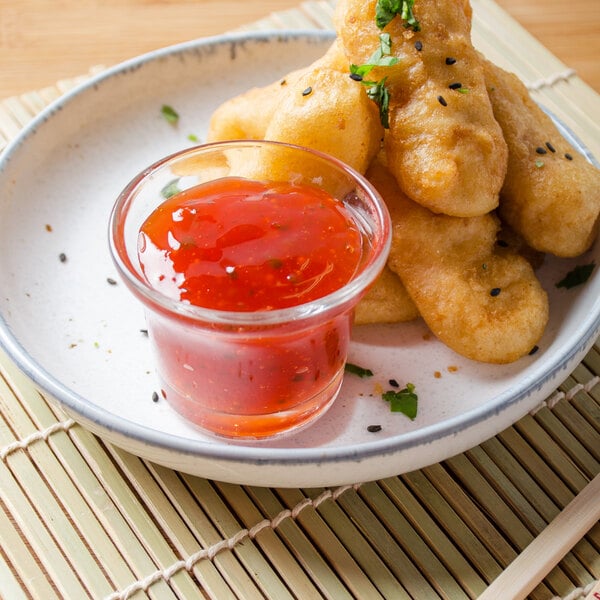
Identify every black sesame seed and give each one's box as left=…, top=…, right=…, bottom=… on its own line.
left=565, top=153, right=573, bottom=160
left=59, top=252, right=67, bottom=263
left=367, top=425, right=382, bottom=433
left=449, top=82, right=462, bottom=90
left=302, top=86, right=312, bottom=96
left=152, top=391, right=159, bottom=403
left=140, top=329, right=149, bottom=336
left=535, top=147, right=547, bottom=155
left=545, top=142, right=556, bottom=153
left=349, top=73, right=363, bottom=82
left=528, top=345, right=539, bottom=356
left=445, top=57, right=457, bottom=65
left=388, top=379, right=400, bottom=388
left=490, top=287, right=501, bottom=297
left=414, top=40, right=423, bottom=51
left=496, top=239, right=509, bottom=248
left=438, top=95, right=448, bottom=106
left=106, top=277, right=117, bottom=285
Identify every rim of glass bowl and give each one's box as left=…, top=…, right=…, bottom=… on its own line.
left=108, top=140, right=392, bottom=326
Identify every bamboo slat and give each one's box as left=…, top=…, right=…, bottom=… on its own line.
left=0, top=1, right=599, bottom=599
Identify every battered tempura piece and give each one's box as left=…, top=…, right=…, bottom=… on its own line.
left=368, top=156, right=549, bottom=363
left=354, top=223, right=544, bottom=326
left=334, top=0, right=507, bottom=217
left=207, top=40, right=348, bottom=142
left=483, top=58, right=600, bottom=257
left=262, top=68, right=383, bottom=174
left=207, top=40, right=383, bottom=174
left=354, top=266, right=419, bottom=325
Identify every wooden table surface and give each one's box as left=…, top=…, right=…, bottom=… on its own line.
left=0, top=0, right=599, bottom=99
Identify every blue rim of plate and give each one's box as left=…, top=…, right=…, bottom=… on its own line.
left=1, top=29, right=600, bottom=467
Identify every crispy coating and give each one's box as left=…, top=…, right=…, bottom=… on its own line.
left=206, top=74, right=302, bottom=142
left=354, top=223, right=544, bottom=327
left=334, top=0, right=507, bottom=217
left=483, top=58, right=600, bottom=257
left=206, top=40, right=346, bottom=142
left=368, top=156, right=549, bottom=363
left=207, top=40, right=383, bottom=174
left=261, top=67, right=383, bottom=174
left=354, top=266, right=419, bottom=325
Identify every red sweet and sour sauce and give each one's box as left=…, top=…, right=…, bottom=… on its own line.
left=137, top=177, right=364, bottom=437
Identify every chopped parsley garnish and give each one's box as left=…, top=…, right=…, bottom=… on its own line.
left=345, top=363, right=374, bottom=378
left=160, top=179, right=181, bottom=199
left=367, top=78, right=393, bottom=129
left=382, top=383, right=418, bottom=419
left=375, top=0, right=420, bottom=31
left=161, top=104, right=180, bottom=125
left=349, top=33, right=398, bottom=128
left=556, top=262, right=595, bottom=289
left=187, top=133, right=200, bottom=142
left=349, top=33, right=399, bottom=79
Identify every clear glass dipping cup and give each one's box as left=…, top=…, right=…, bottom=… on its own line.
left=109, top=141, right=391, bottom=439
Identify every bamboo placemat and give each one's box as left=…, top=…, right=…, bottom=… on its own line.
left=1, top=1, right=599, bottom=598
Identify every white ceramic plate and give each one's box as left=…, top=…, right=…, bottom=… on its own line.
left=1, top=31, right=599, bottom=487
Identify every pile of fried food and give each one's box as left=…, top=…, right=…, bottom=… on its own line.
left=207, top=0, right=600, bottom=364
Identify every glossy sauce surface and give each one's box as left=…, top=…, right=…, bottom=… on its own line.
left=137, top=177, right=363, bottom=438
left=138, top=177, right=363, bottom=312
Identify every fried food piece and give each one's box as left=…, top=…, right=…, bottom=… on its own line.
left=334, top=0, right=507, bottom=217
left=354, top=266, right=419, bottom=325
left=367, top=156, right=548, bottom=363
left=482, top=58, right=600, bottom=257
left=262, top=67, right=383, bottom=174
left=495, top=224, right=545, bottom=271
left=207, top=40, right=383, bottom=174
left=353, top=223, right=544, bottom=327
left=207, top=75, right=301, bottom=141
left=207, top=40, right=346, bottom=142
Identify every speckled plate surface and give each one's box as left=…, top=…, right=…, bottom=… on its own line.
left=1, top=31, right=599, bottom=487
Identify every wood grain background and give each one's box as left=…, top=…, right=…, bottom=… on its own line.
left=0, top=0, right=599, bottom=99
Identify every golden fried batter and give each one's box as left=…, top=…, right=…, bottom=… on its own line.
left=207, top=40, right=383, bottom=174
left=262, top=67, right=383, bottom=174
left=483, top=58, right=600, bottom=257
left=207, top=41, right=347, bottom=142
left=206, top=75, right=301, bottom=142
left=334, top=0, right=507, bottom=217
left=354, top=266, right=419, bottom=325
left=368, top=156, right=549, bottom=363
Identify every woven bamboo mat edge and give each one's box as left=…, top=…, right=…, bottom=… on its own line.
left=0, top=1, right=599, bottom=599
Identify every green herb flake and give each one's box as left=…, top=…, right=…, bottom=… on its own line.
left=375, top=0, right=420, bottom=31
left=345, top=363, right=374, bottom=378
left=535, top=159, right=545, bottom=168
left=367, top=78, right=392, bottom=129
left=161, top=104, right=180, bottom=125
left=349, top=34, right=398, bottom=129
left=457, top=87, right=470, bottom=94
left=556, top=262, right=595, bottom=289
left=187, top=133, right=200, bottom=142
left=160, top=179, right=181, bottom=199
left=349, top=33, right=399, bottom=80
left=382, top=383, right=418, bottom=419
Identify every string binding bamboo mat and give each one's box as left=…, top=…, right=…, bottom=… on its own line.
left=1, top=0, right=599, bottom=598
